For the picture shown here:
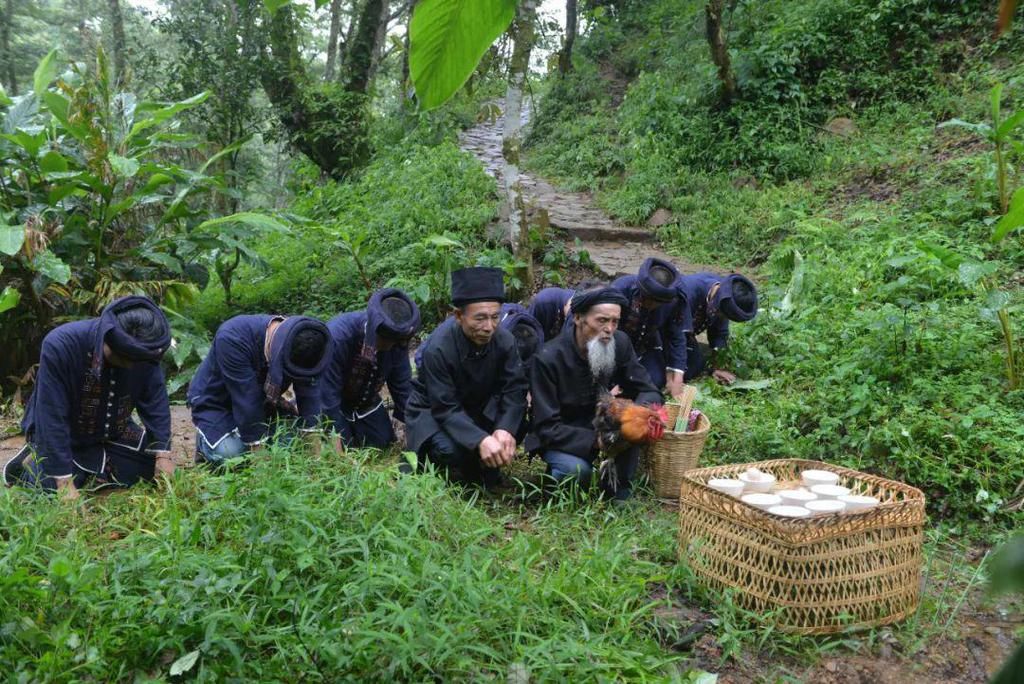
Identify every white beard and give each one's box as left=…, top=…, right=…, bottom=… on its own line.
left=587, top=336, right=617, bottom=383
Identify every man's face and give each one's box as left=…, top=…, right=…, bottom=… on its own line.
left=455, top=301, right=501, bottom=346
left=103, top=343, right=135, bottom=369
left=575, top=303, right=621, bottom=347
left=376, top=332, right=402, bottom=352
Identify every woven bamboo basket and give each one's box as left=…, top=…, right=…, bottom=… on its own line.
left=678, top=459, right=926, bottom=634
left=646, top=386, right=710, bottom=499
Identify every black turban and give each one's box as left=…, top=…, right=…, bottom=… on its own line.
left=637, top=257, right=680, bottom=301
left=569, top=287, right=629, bottom=315
left=717, top=274, right=758, bottom=322
left=93, top=296, right=170, bottom=372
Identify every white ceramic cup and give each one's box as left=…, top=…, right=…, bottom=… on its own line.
left=839, top=494, right=879, bottom=511
left=809, top=484, right=852, bottom=499
left=778, top=489, right=817, bottom=505
left=768, top=505, right=811, bottom=518
left=741, top=493, right=783, bottom=510
left=738, top=471, right=777, bottom=493
left=801, top=469, right=840, bottom=487
left=805, top=499, right=846, bottom=514
left=708, top=478, right=745, bottom=498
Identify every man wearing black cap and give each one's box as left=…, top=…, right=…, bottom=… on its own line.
left=188, top=314, right=331, bottom=464
left=527, top=286, right=662, bottom=502
left=3, top=296, right=174, bottom=499
left=612, top=258, right=689, bottom=400
left=404, top=267, right=529, bottom=487
left=676, top=272, right=759, bottom=385
left=322, top=288, right=421, bottom=449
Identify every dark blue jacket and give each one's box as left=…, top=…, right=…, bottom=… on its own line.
left=611, top=275, right=688, bottom=373
left=187, top=315, right=322, bottom=446
left=22, top=320, right=171, bottom=477
left=321, top=310, right=413, bottom=430
left=677, top=273, right=732, bottom=352
left=526, top=287, right=574, bottom=342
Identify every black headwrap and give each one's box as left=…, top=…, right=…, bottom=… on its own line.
left=715, top=274, right=758, bottom=322
left=569, top=287, right=629, bottom=315
left=264, top=316, right=331, bottom=403
left=366, top=288, right=421, bottom=349
left=637, top=257, right=680, bottom=301
left=92, top=295, right=171, bottom=375
left=500, top=306, right=545, bottom=362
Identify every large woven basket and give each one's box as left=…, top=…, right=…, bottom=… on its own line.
left=646, top=386, right=710, bottom=499
left=678, top=459, right=926, bottom=634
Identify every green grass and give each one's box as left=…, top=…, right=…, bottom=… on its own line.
left=1, top=445, right=1011, bottom=681
left=0, top=448, right=698, bottom=681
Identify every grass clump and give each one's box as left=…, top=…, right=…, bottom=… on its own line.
left=0, top=449, right=693, bottom=681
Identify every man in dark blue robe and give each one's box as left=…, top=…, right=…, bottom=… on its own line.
left=526, top=287, right=574, bottom=342
left=187, top=314, right=330, bottom=464
left=4, top=296, right=173, bottom=499
left=676, top=272, right=759, bottom=385
left=500, top=302, right=545, bottom=370
left=405, top=267, right=528, bottom=487
left=527, top=287, right=661, bottom=502
left=321, top=289, right=421, bottom=449
left=611, top=258, right=689, bottom=399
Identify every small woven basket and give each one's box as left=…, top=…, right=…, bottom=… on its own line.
left=646, top=385, right=710, bottom=499
left=678, top=459, right=926, bottom=634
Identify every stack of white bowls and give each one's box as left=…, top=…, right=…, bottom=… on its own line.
left=704, top=466, right=879, bottom=518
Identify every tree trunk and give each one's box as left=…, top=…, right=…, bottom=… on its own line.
left=366, top=0, right=395, bottom=86
left=401, top=0, right=416, bottom=102
left=324, top=0, right=343, bottom=80
left=108, top=0, right=127, bottom=83
left=1, top=0, right=16, bottom=95
left=344, top=0, right=388, bottom=93
left=557, top=0, right=577, bottom=75
left=260, top=5, right=368, bottom=179
left=705, top=0, right=736, bottom=108
left=337, top=0, right=361, bottom=81
left=502, top=0, right=537, bottom=295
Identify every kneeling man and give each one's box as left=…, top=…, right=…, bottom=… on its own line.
left=528, top=287, right=661, bottom=501
left=322, top=288, right=421, bottom=449
left=188, top=314, right=331, bottom=464
left=405, top=267, right=528, bottom=486
left=4, top=296, right=174, bottom=498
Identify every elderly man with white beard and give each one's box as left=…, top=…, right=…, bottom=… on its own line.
left=526, top=286, right=662, bottom=502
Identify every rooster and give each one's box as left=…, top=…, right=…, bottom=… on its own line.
left=592, top=393, right=668, bottom=494
left=593, top=393, right=669, bottom=452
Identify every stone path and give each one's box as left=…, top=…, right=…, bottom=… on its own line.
left=458, top=102, right=701, bottom=279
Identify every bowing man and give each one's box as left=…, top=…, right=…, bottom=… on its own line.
left=4, top=296, right=174, bottom=499
left=676, top=272, right=758, bottom=385
left=611, top=257, right=689, bottom=399
left=188, top=314, right=331, bottom=464
left=526, top=287, right=574, bottom=342
left=404, top=267, right=528, bottom=487
left=527, top=286, right=662, bottom=502
left=321, top=288, right=421, bottom=449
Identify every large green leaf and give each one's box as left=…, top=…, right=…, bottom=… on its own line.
left=409, top=0, right=517, bottom=110
left=109, top=153, right=140, bottom=178
left=127, top=92, right=209, bottom=142
left=31, top=251, right=71, bottom=284
left=0, top=84, right=11, bottom=107
left=33, top=49, right=59, bottom=96
left=263, top=0, right=291, bottom=15
left=0, top=286, right=20, bottom=314
left=993, top=187, right=1024, bottom=243
left=916, top=240, right=964, bottom=271
left=195, top=212, right=289, bottom=236
left=2, top=95, right=40, bottom=135
left=39, top=150, right=69, bottom=173
left=0, top=223, right=25, bottom=255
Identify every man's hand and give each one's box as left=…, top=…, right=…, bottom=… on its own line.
left=666, top=371, right=685, bottom=399
left=55, top=477, right=80, bottom=502
left=478, top=435, right=505, bottom=468
left=492, top=429, right=517, bottom=466
left=712, top=369, right=737, bottom=385
left=154, top=451, right=176, bottom=477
